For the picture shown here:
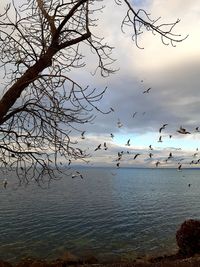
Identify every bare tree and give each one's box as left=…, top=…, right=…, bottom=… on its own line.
left=0, top=0, right=186, bottom=184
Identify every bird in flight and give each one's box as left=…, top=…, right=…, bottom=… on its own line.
left=94, top=144, right=101, bottom=151
left=133, top=153, right=140, bottom=160
left=149, top=145, right=153, bottom=150
left=117, top=119, right=123, bottom=128
left=167, top=152, right=173, bottom=160
left=158, top=136, right=163, bottom=142
left=81, top=131, right=85, bottom=139
left=125, top=139, right=131, bottom=146
left=178, top=164, right=182, bottom=171
left=177, top=126, right=191, bottom=134
left=155, top=161, right=160, bottom=167
left=72, top=171, right=83, bottom=179
left=3, top=179, right=8, bottom=189
left=143, top=87, right=151, bottom=94
left=132, top=112, right=137, bottom=118
left=104, top=142, right=108, bottom=150
left=110, top=133, right=114, bottom=138
left=159, top=124, right=168, bottom=133
left=149, top=153, right=153, bottom=158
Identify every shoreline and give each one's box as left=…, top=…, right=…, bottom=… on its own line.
left=2, top=252, right=200, bottom=267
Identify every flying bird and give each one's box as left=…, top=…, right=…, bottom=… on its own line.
left=132, top=112, right=137, bottom=118
left=159, top=124, right=168, bottom=133
left=155, top=161, right=160, bottom=167
left=3, top=179, right=8, bottom=189
left=133, top=153, right=140, bottom=160
left=81, top=131, right=85, bottom=139
left=104, top=142, right=108, bottom=150
left=178, top=164, right=182, bottom=171
left=125, top=139, right=131, bottom=146
left=72, top=171, right=83, bottom=179
left=149, top=153, right=153, bottom=158
left=177, top=126, right=191, bottom=134
left=117, top=152, right=123, bottom=161
left=149, top=145, right=153, bottom=150
left=116, top=162, right=120, bottom=168
left=158, top=136, right=163, bottom=142
left=117, top=119, right=123, bottom=128
left=94, top=144, right=101, bottom=151
left=167, top=152, right=173, bottom=160
left=143, top=87, right=151, bottom=94
left=110, top=133, right=114, bottom=138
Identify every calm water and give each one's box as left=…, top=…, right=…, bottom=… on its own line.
left=0, top=167, right=200, bottom=262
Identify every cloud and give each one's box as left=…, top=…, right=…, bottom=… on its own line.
left=1, top=0, right=200, bottom=167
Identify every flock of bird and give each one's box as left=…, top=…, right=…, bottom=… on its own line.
left=83, top=84, right=200, bottom=174
left=91, top=122, right=199, bottom=171
left=1, top=83, right=200, bottom=186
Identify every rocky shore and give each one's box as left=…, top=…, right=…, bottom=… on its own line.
left=2, top=253, right=200, bottom=267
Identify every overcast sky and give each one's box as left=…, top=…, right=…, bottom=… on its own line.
left=74, top=0, right=200, bottom=168
left=1, top=0, right=200, bottom=169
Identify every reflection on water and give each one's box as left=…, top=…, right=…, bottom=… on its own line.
left=0, top=167, right=200, bottom=262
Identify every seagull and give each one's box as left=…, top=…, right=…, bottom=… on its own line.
left=143, top=87, right=151, bottom=94
left=177, top=126, right=191, bottom=134
left=104, top=142, right=108, bottom=150
left=3, top=179, right=7, bottom=189
left=94, top=144, right=101, bottom=151
left=178, top=164, right=182, bottom=171
left=132, top=112, right=137, bottom=118
left=159, top=124, right=168, bottom=133
left=149, top=145, right=153, bottom=150
left=178, top=164, right=182, bottom=170
left=81, top=131, right=85, bottom=139
left=72, top=171, right=83, bottom=179
left=158, top=136, right=163, bottom=142
left=155, top=161, right=160, bottom=167
left=167, top=152, right=173, bottom=160
left=117, top=119, right=123, bottom=128
left=110, top=133, right=114, bottom=138
left=116, top=162, right=120, bottom=168
left=149, top=153, right=153, bottom=158
left=125, top=139, right=130, bottom=146
left=133, top=153, right=140, bottom=160
left=117, top=152, right=123, bottom=161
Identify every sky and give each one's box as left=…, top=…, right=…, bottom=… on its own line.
left=1, top=0, right=200, bottom=169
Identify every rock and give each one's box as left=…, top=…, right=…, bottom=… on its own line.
left=176, top=219, right=200, bottom=256
left=0, top=261, right=13, bottom=267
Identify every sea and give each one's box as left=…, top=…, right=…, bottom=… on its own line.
left=0, top=167, right=200, bottom=262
